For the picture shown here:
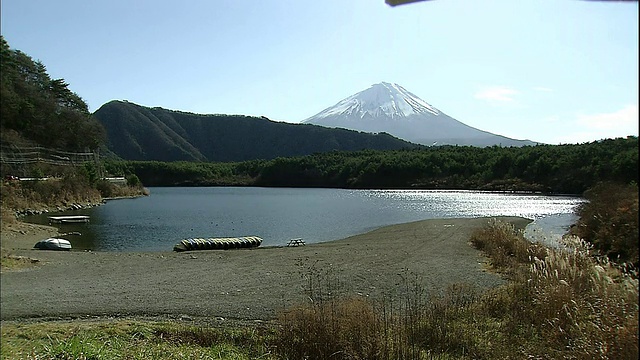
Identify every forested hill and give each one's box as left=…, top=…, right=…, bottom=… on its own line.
left=93, top=101, right=421, bottom=162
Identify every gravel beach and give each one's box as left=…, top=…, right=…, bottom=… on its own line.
left=1, top=216, right=531, bottom=323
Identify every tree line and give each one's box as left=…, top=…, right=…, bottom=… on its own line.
left=105, top=136, right=638, bottom=195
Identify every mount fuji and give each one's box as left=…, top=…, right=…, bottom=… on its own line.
left=302, top=82, right=538, bottom=147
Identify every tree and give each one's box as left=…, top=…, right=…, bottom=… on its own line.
left=0, top=36, right=105, bottom=151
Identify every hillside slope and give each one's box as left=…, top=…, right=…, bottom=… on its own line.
left=93, top=101, right=420, bottom=162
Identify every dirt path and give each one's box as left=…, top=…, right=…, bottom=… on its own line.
left=1, top=217, right=531, bottom=323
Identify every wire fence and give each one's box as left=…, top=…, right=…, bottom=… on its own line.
left=0, top=143, right=101, bottom=177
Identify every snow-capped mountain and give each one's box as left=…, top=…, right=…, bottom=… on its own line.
left=302, top=82, right=538, bottom=147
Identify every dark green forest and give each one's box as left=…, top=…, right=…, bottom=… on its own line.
left=105, top=136, right=638, bottom=194
left=0, top=36, right=105, bottom=151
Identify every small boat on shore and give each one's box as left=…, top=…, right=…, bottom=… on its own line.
left=173, top=236, right=262, bottom=252
left=33, top=232, right=81, bottom=251
left=34, top=238, right=72, bottom=251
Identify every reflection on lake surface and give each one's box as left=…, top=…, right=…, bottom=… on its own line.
left=24, top=187, right=585, bottom=252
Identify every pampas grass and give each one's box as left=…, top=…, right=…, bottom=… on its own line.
left=275, top=218, right=638, bottom=359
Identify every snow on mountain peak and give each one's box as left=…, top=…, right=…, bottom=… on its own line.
left=301, top=82, right=539, bottom=147
left=309, top=82, right=440, bottom=121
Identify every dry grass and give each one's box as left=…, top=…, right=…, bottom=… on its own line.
left=0, top=204, right=17, bottom=229
left=276, top=297, right=386, bottom=360
left=275, top=216, right=639, bottom=360
left=0, top=248, right=41, bottom=272
left=0, top=173, right=147, bottom=232
left=520, top=237, right=638, bottom=358
left=470, top=218, right=548, bottom=272
left=1, top=177, right=101, bottom=213
left=96, top=178, right=149, bottom=198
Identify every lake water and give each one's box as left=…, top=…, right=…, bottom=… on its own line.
left=25, top=187, right=585, bottom=252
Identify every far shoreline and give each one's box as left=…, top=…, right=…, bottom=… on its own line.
left=1, top=214, right=539, bottom=255
left=2, top=215, right=535, bottom=253
left=5, top=187, right=581, bottom=254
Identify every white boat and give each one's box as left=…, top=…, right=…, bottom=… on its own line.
left=33, top=232, right=80, bottom=251
left=33, top=238, right=72, bottom=251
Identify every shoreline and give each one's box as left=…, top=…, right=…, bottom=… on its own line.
left=1, top=216, right=531, bottom=323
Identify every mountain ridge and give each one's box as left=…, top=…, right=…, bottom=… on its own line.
left=303, top=82, right=539, bottom=147
left=93, top=100, right=421, bottom=162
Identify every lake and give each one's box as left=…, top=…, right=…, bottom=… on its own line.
left=24, top=187, right=586, bottom=252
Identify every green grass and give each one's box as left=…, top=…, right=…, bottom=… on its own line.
left=1, top=320, right=277, bottom=360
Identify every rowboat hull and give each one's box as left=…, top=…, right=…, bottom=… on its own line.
left=173, top=236, right=262, bottom=252
left=34, top=238, right=72, bottom=251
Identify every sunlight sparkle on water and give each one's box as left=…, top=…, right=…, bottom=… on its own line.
left=366, top=190, right=584, bottom=220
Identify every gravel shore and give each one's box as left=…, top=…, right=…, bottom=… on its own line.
left=1, top=216, right=531, bottom=323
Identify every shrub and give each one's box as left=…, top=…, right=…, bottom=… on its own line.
left=573, top=182, right=639, bottom=266
left=95, top=179, right=114, bottom=198
left=126, top=174, right=141, bottom=187
left=276, top=297, right=385, bottom=360
left=470, top=218, right=547, bottom=272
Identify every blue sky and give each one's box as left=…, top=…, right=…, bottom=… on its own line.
left=1, top=0, right=637, bottom=144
